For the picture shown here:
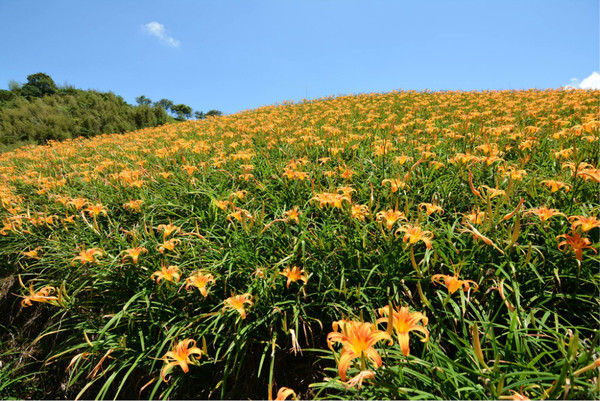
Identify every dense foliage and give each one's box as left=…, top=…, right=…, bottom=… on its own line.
left=0, top=73, right=221, bottom=153
left=0, top=88, right=598, bottom=400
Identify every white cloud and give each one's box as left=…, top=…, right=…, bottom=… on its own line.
left=564, top=72, right=600, bottom=90
left=142, top=21, right=180, bottom=48
left=579, top=72, right=600, bottom=89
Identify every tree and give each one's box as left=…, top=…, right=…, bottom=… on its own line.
left=205, top=109, right=223, bottom=118
left=171, top=103, right=192, bottom=120
left=194, top=109, right=223, bottom=120
left=8, top=80, right=21, bottom=94
left=21, top=84, right=42, bottom=99
left=0, top=89, right=15, bottom=103
left=136, top=95, right=152, bottom=106
left=26, top=73, right=57, bottom=96
left=155, top=98, right=174, bottom=112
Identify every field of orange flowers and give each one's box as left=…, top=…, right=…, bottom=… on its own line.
left=0, top=89, right=598, bottom=400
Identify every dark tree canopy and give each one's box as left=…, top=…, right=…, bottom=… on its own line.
left=26, top=72, right=57, bottom=96
left=136, top=95, right=152, bottom=106
left=20, top=84, right=42, bottom=99
left=171, top=103, right=192, bottom=120
left=155, top=98, right=174, bottom=112
left=0, top=90, right=14, bottom=102
left=205, top=109, right=223, bottom=118
left=194, top=109, right=223, bottom=120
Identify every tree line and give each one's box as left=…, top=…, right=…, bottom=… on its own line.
left=0, top=73, right=222, bottom=152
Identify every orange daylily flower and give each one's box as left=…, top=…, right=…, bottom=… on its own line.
left=568, top=215, right=600, bottom=232
left=230, top=189, right=248, bottom=200
left=556, top=232, right=597, bottom=261
left=52, top=195, right=69, bottom=206
left=63, top=215, right=77, bottom=224
left=160, top=339, right=202, bottom=382
left=252, top=267, right=266, bottom=279
left=481, top=185, right=506, bottom=199
left=123, top=199, right=143, bottom=212
left=553, top=147, right=573, bottom=159
left=419, top=203, right=444, bottom=216
left=450, top=153, right=479, bottom=165
left=465, top=208, right=486, bottom=225
left=157, top=238, right=181, bottom=253
left=29, top=213, right=58, bottom=226
left=72, top=247, right=103, bottom=266
left=122, top=247, right=148, bottom=264
left=273, top=387, right=297, bottom=401
left=432, top=267, right=479, bottom=294
left=500, top=166, right=527, bottom=181
left=1, top=217, right=20, bottom=235
left=214, top=199, right=231, bottom=211
left=311, top=192, right=333, bottom=208
left=185, top=271, right=215, bottom=297
left=311, top=192, right=350, bottom=209
left=421, top=151, right=437, bottom=160
left=68, top=197, right=89, bottom=211
left=22, top=247, right=42, bottom=259
left=396, top=224, right=433, bottom=249
left=525, top=207, right=565, bottom=222
left=429, top=160, right=445, bottom=170
left=20, top=283, right=59, bottom=307
left=338, top=185, right=356, bottom=200
left=84, top=203, right=108, bottom=217
left=561, top=161, right=594, bottom=175
left=282, top=168, right=309, bottom=181
left=181, top=165, right=198, bottom=175
left=577, top=168, right=600, bottom=183
left=350, top=204, right=369, bottom=221
left=376, top=305, right=429, bottom=357
left=157, top=223, right=181, bottom=239
left=394, top=155, right=413, bottom=165
left=382, top=178, right=408, bottom=193
left=227, top=209, right=253, bottom=222
left=540, top=179, right=571, bottom=193
left=151, top=265, right=181, bottom=284
left=376, top=209, right=406, bottom=230
left=284, top=207, right=300, bottom=223
left=345, top=370, right=376, bottom=390
left=223, top=293, right=253, bottom=319
left=280, top=266, right=308, bottom=289
left=338, top=166, right=356, bottom=180
left=327, top=320, right=392, bottom=381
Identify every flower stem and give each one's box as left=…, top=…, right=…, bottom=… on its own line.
left=410, top=246, right=422, bottom=278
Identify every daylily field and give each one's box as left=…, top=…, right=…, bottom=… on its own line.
left=1, top=89, right=599, bottom=400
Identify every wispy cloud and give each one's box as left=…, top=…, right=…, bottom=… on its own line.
left=142, top=21, right=180, bottom=48
left=564, top=72, right=600, bottom=90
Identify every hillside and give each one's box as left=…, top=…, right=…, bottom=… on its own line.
left=0, top=88, right=598, bottom=400
left=0, top=73, right=221, bottom=153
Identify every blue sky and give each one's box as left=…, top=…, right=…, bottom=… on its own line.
left=0, top=0, right=598, bottom=115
